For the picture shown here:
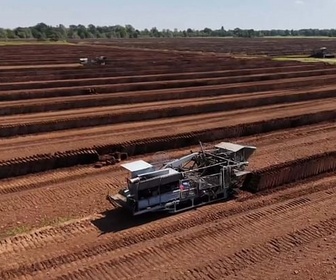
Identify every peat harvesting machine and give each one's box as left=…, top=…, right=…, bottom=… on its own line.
left=309, top=47, right=335, bottom=58
left=107, top=142, right=256, bottom=215
left=79, top=56, right=107, bottom=65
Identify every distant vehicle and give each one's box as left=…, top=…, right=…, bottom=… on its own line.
left=79, top=56, right=107, bottom=65
left=310, top=47, right=335, bottom=58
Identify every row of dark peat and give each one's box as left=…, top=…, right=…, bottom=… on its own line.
left=245, top=151, right=336, bottom=192
left=0, top=112, right=335, bottom=188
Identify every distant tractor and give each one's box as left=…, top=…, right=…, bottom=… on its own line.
left=79, top=56, right=107, bottom=65
left=310, top=47, right=335, bottom=58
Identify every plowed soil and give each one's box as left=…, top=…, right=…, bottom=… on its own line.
left=79, top=37, right=336, bottom=56
left=0, top=41, right=335, bottom=279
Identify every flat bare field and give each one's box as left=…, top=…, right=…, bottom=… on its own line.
left=0, top=40, right=335, bottom=279
left=75, top=37, right=336, bottom=56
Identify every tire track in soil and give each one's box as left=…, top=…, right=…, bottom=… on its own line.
left=0, top=197, right=314, bottom=277
left=228, top=233, right=336, bottom=280
left=0, top=165, right=123, bottom=196
left=123, top=196, right=336, bottom=280
left=155, top=219, right=336, bottom=280
left=0, top=173, right=123, bottom=212
left=1, top=172, right=334, bottom=258
left=37, top=188, right=336, bottom=280
left=1, top=181, right=335, bottom=280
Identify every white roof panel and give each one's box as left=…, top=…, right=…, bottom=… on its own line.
left=215, top=142, right=256, bottom=153
left=215, top=142, right=246, bottom=152
left=121, top=160, right=153, bottom=172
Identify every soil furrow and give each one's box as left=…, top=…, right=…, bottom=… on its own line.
left=1, top=82, right=335, bottom=122
left=1, top=173, right=335, bottom=275
left=0, top=99, right=335, bottom=163
left=0, top=120, right=335, bottom=232
left=1, top=68, right=335, bottom=101
left=39, top=190, right=336, bottom=280
left=1, top=42, right=335, bottom=280
left=0, top=65, right=326, bottom=91
left=0, top=63, right=322, bottom=81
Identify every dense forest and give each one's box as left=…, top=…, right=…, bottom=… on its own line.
left=1, top=23, right=336, bottom=40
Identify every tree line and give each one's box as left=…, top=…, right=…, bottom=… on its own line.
left=1, top=23, right=336, bottom=41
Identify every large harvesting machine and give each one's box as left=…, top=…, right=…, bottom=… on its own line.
left=107, top=142, right=256, bottom=215
left=79, top=56, right=107, bottom=65
left=310, top=47, right=335, bottom=58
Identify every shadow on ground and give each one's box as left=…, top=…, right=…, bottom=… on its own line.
left=91, top=192, right=239, bottom=235
left=91, top=207, right=172, bottom=235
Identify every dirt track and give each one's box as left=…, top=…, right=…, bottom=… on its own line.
left=0, top=41, right=335, bottom=279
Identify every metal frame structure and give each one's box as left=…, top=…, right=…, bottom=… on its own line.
left=107, top=142, right=256, bottom=215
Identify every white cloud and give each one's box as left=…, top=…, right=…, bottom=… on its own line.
left=295, top=0, right=305, bottom=4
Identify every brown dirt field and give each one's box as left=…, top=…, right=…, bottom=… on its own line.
left=0, top=174, right=335, bottom=279
left=0, top=84, right=332, bottom=117
left=2, top=65, right=333, bottom=92
left=0, top=41, right=335, bottom=279
left=0, top=121, right=335, bottom=231
left=80, top=37, right=336, bottom=56
left=0, top=92, right=334, bottom=129
left=4, top=68, right=336, bottom=102
left=0, top=63, right=82, bottom=70
left=0, top=63, right=322, bottom=84
left=0, top=99, right=335, bottom=160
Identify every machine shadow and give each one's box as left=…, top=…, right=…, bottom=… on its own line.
left=91, top=207, right=173, bottom=235
left=91, top=192, right=239, bottom=235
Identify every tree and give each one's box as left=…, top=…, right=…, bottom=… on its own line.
left=233, top=28, right=242, bottom=37
left=1, top=23, right=336, bottom=41
left=125, top=24, right=137, bottom=38
left=6, top=29, right=16, bottom=39
left=202, top=28, right=211, bottom=37
left=220, top=26, right=226, bottom=37
left=150, top=27, right=160, bottom=37
left=14, top=27, right=31, bottom=38
left=0, top=28, right=7, bottom=39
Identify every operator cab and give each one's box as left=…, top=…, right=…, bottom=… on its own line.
left=110, top=160, right=184, bottom=215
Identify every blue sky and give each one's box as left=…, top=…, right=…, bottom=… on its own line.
left=0, top=0, right=335, bottom=30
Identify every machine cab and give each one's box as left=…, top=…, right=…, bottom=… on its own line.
left=117, top=160, right=183, bottom=214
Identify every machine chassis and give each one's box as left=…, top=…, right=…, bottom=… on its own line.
left=107, top=142, right=256, bottom=215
